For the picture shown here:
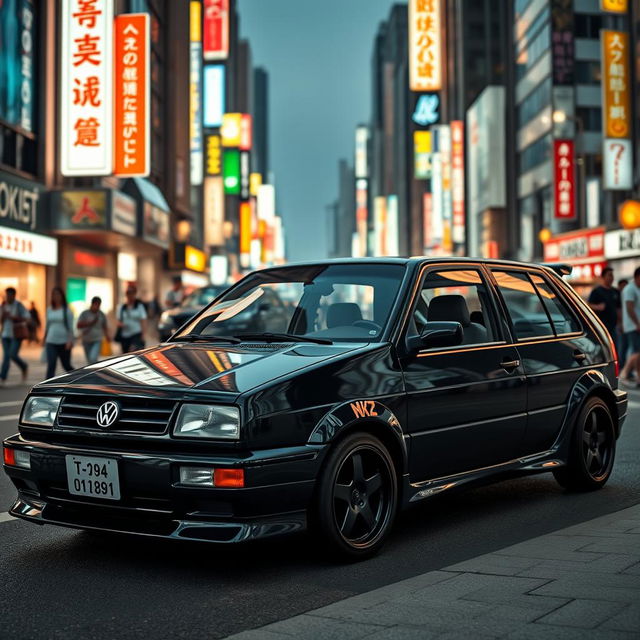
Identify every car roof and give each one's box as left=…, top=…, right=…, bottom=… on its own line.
left=268, top=256, right=561, bottom=272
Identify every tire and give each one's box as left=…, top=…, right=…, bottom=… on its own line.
left=313, top=432, right=398, bottom=560
left=553, top=396, right=616, bottom=491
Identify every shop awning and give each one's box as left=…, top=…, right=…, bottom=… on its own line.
left=125, top=177, right=170, bottom=212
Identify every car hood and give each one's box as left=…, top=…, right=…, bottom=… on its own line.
left=35, top=341, right=367, bottom=395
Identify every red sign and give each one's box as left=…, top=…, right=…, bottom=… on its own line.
left=204, top=0, right=229, bottom=61
left=114, top=14, right=149, bottom=176
left=450, top=121, right=465, bottom=245
left=543, top=227, right=605, bottom=263
left=554, top=139, right=576, bottom=219
left=240, top=114, right=252, bottom=151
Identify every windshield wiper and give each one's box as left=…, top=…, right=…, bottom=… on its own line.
left=234, top=332, right=333, bottom=345
left=172, top=333, right=242, bottom=344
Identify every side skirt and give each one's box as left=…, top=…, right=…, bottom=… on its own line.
left=403, top=450, right=564, bottom=507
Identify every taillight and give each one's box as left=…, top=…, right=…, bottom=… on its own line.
left=3, top=447, right=16, bottom=466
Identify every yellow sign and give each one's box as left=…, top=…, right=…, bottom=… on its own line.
left=414, top=131, right=431, bottom=154
left=409, top=0, right=442, bottom=92
left=602, top=30, right=631, bottom=138
left=190, top=1, right=201, bottom=42
left=206, top=135, right=221, bottom=175
left=185, top=245, right=206, bottom=272
left=600, top=0, right=628, bottom=13
left=239, top=202, right=252, bottom=255
left=221, top=113, right=242, bottom=147
left=249, top=173, right=262, bottom=197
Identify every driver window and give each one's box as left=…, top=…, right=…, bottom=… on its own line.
left=317, top=284, right=374, bottom=331
left=412, top=269, right=497, bottom=346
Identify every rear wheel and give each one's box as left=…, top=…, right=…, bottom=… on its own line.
left=553, top=397, right=616, bottom=491
left=313, top=432, right=397, bottom=560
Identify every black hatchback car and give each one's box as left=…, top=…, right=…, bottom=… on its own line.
left=3, top=258, right=627, bottom=558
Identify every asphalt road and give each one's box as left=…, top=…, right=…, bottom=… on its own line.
left=0, top=373, right=639, bottom=640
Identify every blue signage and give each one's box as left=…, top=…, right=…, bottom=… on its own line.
left=412, top=94, right=440, bottom=127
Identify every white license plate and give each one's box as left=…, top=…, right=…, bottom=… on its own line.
left=65, top=455, right=120, bottom=501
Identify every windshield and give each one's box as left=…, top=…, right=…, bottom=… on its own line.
left=174, top=263, right=406, bottom=343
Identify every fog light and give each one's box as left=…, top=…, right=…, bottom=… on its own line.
left=3, top=447, right=30, bottom=469
left=179, top=466, right=214, bottom=486
left=214, top=468, right=244, bottom=488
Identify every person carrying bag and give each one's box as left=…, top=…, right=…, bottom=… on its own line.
left=117, top=285, right=147, bottom=353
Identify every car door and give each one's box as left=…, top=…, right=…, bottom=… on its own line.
left=489, top=267, right=606, bottom=455
left=402, top=265, right=527, bottom=481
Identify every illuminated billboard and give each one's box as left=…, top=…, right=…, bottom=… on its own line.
left=203, top=0, right=229, bottom=61
left=60, top=0, right=113, bottom=176
left=203, top=65, right=225, bottom=128
left=114, top=13, right=150, bottom=177
left=409, top=0, right=442, bottom=92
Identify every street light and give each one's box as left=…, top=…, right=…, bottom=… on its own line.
left=552, top=110, right=586, bottom=227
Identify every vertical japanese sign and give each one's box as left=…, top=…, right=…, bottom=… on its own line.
left=550, top=0, right=574, bottom=85
left=450, top=121, right=465, bottom=246
left=114, top=13, right=149, bottom=177
left=601, top=31, right=631, bottom=139
left=190, top=1, right=203, bottom=186
left=603, top=138, right=633, bottom=190
left=60, top=0, right=113, bottom=176
left=409, top=0, right=442, bottom=92
left=554, top=140, right=576, bottom=219
left=203, top=0, right=229, bottom=61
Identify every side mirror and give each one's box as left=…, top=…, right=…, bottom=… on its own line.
left=407, top=321, right=464, bottom=352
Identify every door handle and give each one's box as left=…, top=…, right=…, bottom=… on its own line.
left=574, top=350, right=587, bottom=363
left=500, top=358, right=521, bottom=371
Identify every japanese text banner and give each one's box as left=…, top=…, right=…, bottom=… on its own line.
left=409, top=0, right=442, bottom=92
left=114, top=13, right=150, bottom=177
left=60, top=0, right=113, bottom=176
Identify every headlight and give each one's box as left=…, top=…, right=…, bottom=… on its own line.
left=173, top=404, right=240, bottom=440
left=21, top=396, right=62, bottom=427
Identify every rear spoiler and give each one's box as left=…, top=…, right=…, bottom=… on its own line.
left=542, top=263, right=573, bottom=277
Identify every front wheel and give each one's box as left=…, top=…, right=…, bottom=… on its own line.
left=553, top=397, right=616, bottom=491
left=313, top=432, right=397, bottom=560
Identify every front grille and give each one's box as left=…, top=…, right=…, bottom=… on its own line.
left=56, top=395, right=176, bottom=435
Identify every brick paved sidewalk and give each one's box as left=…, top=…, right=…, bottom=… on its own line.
left=227, top=505, right=640, bottom=639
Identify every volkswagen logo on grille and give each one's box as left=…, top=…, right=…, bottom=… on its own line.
left=96, top=401, right=120, bottom=428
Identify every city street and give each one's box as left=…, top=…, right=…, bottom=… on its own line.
left=0, top=364, right=638, bottom=639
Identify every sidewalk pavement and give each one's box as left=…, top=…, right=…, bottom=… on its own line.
left=227, top=505, right=640, bottom=640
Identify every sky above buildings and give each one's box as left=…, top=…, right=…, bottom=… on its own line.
left=237, top=0, right=399, bottom=262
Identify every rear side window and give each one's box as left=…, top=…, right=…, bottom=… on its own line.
left=530, top=274, right=581, bottom=335
left=492, top=270, right=581, bottom=340
left=492, top=270, right=554, bottom=339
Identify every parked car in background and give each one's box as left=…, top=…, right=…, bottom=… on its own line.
left=3, top=258, right=626, bottom=560
left=157, top=286, right=226, bottom=340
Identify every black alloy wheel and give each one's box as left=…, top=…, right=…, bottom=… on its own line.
left=553, top=397, right=616, bottom=491
left=314, top=432, right=397, bottom=559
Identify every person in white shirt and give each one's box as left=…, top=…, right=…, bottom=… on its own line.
left=0, top=287, right=30, bottom=384
left=117, top=285, right=147, bottom=353
left=619, top=267, right=640, bottom=386
left=77, top=296, right=110, bottom=364
left=44, top=287, right=75, bottom=379
left=165, top=276, right=184, bottom=310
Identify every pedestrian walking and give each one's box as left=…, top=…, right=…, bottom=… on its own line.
left=28, top=302, right=41, bottom=344
left=44, top=287, right=75, bottom=379
left=587, top=267, right=619, bottom=340
left=77, top=296, right=109, bottom=364
left=619, top=267, right=640, bottom=387
left=116, top=285, right=147, bottom=353
left=617, top=279, right=629, bottom=370
left=0, top=287, right=30, bottom=384
left=165, top=276, right=184, bottom=309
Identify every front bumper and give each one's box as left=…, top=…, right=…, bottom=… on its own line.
left=3, top=434, right=324, bottom=543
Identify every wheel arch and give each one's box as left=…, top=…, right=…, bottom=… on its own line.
left=308, top=400, right=408, bottom=481
left=561, top=370, right=620, bottom=444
